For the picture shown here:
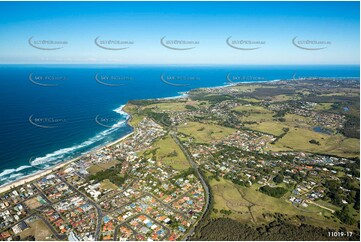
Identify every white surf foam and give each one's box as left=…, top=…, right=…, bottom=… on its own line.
left=0, top=165, right=32, bottom=178
left=0, top=104, right=129, bottom=186
left=30, top=104, right=128, bottom=167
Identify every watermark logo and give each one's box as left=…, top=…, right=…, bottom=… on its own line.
left=226, top=73, right=266, bottom=84
left=29, top=73, right=67, bottom=87
left=95, top=115, right=123, bottom=128
left=95, top=73, right=134, bottom=86
left=160, top=36, right=199, bottom=50
left=28, top=115, right=67, bottom=129
left=226, top=36, right=265, bottom=50
left=292, top=36, right=331, bottom=50
left=94, top=36, right=134, bottom=50
left=28, top=36, right=68, bottom=50
left=160, top=73, right=200, bottom=86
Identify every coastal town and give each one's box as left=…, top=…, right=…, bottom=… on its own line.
left=0, top=117, right=206, bottom=241
left=0, top=78, right=360, bottom=241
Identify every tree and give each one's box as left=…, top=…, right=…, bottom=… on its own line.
left=273, top=174, right=284, bottom=184
left=335, top=206, right=356, bottom=225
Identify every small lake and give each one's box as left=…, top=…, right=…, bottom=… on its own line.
left=313, top=126, right=333, bottom=135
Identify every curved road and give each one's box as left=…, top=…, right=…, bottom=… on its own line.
left=170, top=132, right=211, bottom=240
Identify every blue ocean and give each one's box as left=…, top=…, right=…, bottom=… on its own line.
left=0, top=65, right=359, bottom=186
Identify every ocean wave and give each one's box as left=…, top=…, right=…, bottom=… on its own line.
left=0, top=165, right=32, bottom=178
left=113, top=105, right=130, bottom=120
left=0, top=104, right=129, bottom=186
left=9, top=172, right=24, bottom=179
left=30, top=104, right=128, bottom=167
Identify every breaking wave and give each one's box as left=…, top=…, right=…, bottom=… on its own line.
left=0, top=104, right=129, bottom=186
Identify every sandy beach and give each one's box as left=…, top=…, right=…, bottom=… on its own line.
left=0, top=130, right=134, bottom=194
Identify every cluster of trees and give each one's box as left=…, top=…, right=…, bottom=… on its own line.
left=309, top=139, right=320, bottom=145
left=166, top=150, right=178, bottom=157
left=335, top=206, right=356, bottom=225
left=273, top=109, right=288, bottom=118
left=190, top=217, right=359, bottom=241
left=171, top=167, right=195, bottom=182
left=341, top=115, right=360, bottom=139
left=325, top=179, right=344, bottom=206
left=213, top=209, right=232, bottom=215
left=270, top=127, right=289, bottom=144
left=273, top=173, right=284, bottom=184
left=324, top=178, right=359, bottom=208
left=219, top=209, right=232, bottom=215
left=185, top=105, right=198, bottom=111
left=88, top=164, right=126, bottom=186
left=259, top=185, right=288, bottom=198
left=142, top=108, right=172, bottom=126
left=190, top=93, right=233, bottom=103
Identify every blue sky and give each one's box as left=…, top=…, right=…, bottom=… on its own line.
left=0, top=1, right=359, bottom=64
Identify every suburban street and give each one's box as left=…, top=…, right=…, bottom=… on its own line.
left=170, top=132, right=211, bottom=240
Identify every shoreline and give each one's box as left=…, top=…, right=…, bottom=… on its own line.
left=0, top=130, right=134, bottom=194
left=0, top=77, right=293, bottom=194
left=0, top=78, right=283, bottom=193
left=0, top=108, right=134, bottom=194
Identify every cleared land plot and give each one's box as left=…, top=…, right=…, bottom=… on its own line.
left=231, top=84, right=276, bottom=93
left=233, top=105, right=271, bottom=113
left=270, top=94, right=295, bottom=102
left=19, top=219, right=53, bottom=240
left=177, top=121, right=236, bottom=143
left=208, top=177, right=348, bottom=229
left=24, top=197, right=43, bottom=209
left=241, top=109, right=359, bottom=158
left=237, top=97, right=262, bottom=103
left=313, top=102, right=334, bottom=111
left=87, top=160, right=120, bottom=175
left=146, top=102, right=188, bottom=112
left=140, top=134, right=189, bottom=170
left=268, top=127, right=360, bottom=158
left=245, top=121, right=288, bottom=136
left=210, top=178, right=253, bottom=223
left=100, top=179, right=119, bottom=190
left=236, top=105, right=275, bottom=123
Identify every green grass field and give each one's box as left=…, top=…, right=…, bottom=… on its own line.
left=100, top=179, right=119, bottom=190
left=87, top=160, right=120, bottom=175
left=123, top=104, right=144, bottom=127
left=233, top=105, right=271, bottom=113
left=245, top=121, right=287, bottom=136
left=208, top=177, right=352, bottom=230
left=177, top=121, right=236, bottom=143
left=268, top=127, right=360, bottom=158
left=240, top=108, right=359, bottom=158
left=146, top=102, right=188, bottom=112
left=313, top=102, right=334, bottom=111
left=140, top=134, right=190, bottom=170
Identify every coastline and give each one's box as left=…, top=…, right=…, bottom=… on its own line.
left=0, top=108, right=134, bottom=194
left=0, top=156, right=80, bottom=194
left=0, top=78, right=283, bottom=194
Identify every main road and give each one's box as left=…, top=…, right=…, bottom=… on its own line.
left=170, top=132, right=211, bottom=240
left=58, top=176, right=103, bottom=240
